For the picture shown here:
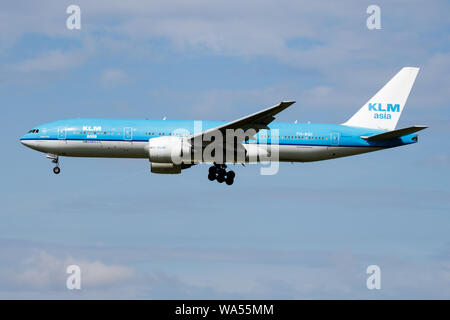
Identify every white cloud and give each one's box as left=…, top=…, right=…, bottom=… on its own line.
left=2, top=0, right=449, bottom=114
left=0, top=240, right=449, bottom=298
left=12, top=50, right=86, bottom=73
left=99, top=69, right=129, bottom=87
left=412, top=52, right=450, bottom=107
left=421, top=154, right=450, bottom=167
left=2, top=251, right=135, bottom=290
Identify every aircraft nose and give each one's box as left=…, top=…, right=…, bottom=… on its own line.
left=20, top=137, right=42, bottom=151
left=20, top=139, right=31, bottom=147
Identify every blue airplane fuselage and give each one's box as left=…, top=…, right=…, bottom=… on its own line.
left=20, top=118, right=417, bottom=161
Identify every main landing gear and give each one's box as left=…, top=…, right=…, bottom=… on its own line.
left=46, top=154, right=61, bottom=175
left=208, top=164, right=235, bottom=185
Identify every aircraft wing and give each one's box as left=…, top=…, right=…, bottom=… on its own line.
left=187, top=101, right=295, bottom=145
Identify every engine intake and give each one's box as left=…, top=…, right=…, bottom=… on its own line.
left=148, top=136, right=191, bottom=164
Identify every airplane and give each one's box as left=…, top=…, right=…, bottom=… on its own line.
left=20, top=67, right=427, bottom=185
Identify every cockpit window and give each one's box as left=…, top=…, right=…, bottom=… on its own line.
left=28, top=129, right=39, bottom=133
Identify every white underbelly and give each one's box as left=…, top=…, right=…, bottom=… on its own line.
left=277, top=145, right=381, bottom=162
left=35, top=140, right=148, bottom=158
left=29, top=140, right=380, bottom=162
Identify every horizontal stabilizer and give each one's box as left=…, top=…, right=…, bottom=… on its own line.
left=362, top=125, right=428, bottom=141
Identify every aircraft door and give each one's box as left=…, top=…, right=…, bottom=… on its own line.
left=124, top=127, right=133, bottom=140
left=330, top=132, right=340, bottom=146
left=58, top=127, right=66, bottom=140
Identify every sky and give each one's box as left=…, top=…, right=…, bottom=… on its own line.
left=0, top=0, right=449, bottom=299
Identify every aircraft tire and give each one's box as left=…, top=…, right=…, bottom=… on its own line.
left=216, top=174, right=225, bottom=183
left=225, top=177, right=234, bottom=185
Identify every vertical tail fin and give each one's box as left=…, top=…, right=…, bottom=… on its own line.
left=343, top=67, right=419, bottom=131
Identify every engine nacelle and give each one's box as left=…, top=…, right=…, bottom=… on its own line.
left=150, top=162, right=181, bottom=174
left=244, top=144, right=271, bottom=162
left=148, top=136, right=191, bottom=164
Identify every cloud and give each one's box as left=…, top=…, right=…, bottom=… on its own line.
left=12, top=50, right=86, bottom=73
left=146, top=85, right=340, bottom=121
left=0, top=239, right=449, bottom=299
left=412, top=52, right=450, bottom=108
left=2, top=0, right=450, bottom=114
left=420, top=154, right=450, bottom=167
left=99, top=69, right=129, bottom=87
left=2, top=1, right=448, bottom=66
left=0, top=1, right=449, bottom=300
left=1, top=251, right=135, bottom=291
left=0, top=240, right=232, bottom=299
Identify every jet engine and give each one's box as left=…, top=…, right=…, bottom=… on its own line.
left=150, top=162, right=182, bottom=174
left=148, top=136, right=192, bottom=163
left=148, top=136, right=192, bottom=174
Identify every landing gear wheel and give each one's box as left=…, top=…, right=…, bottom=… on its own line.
left=208, top=166, right=217, bottom=175
left=208, top=164, right=232, bottom=184
left=225, top=170, right=235, bottom=185
left=216, top=173, right=225, bottom=183
left=47, top=155, right=60, bottom=175
left=216, top=168, right=226, bottom=183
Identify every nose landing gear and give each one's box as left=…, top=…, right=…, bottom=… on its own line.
left=208, top=164, right=235, bottom=185
left=46, top=154, right=61, bottom=175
